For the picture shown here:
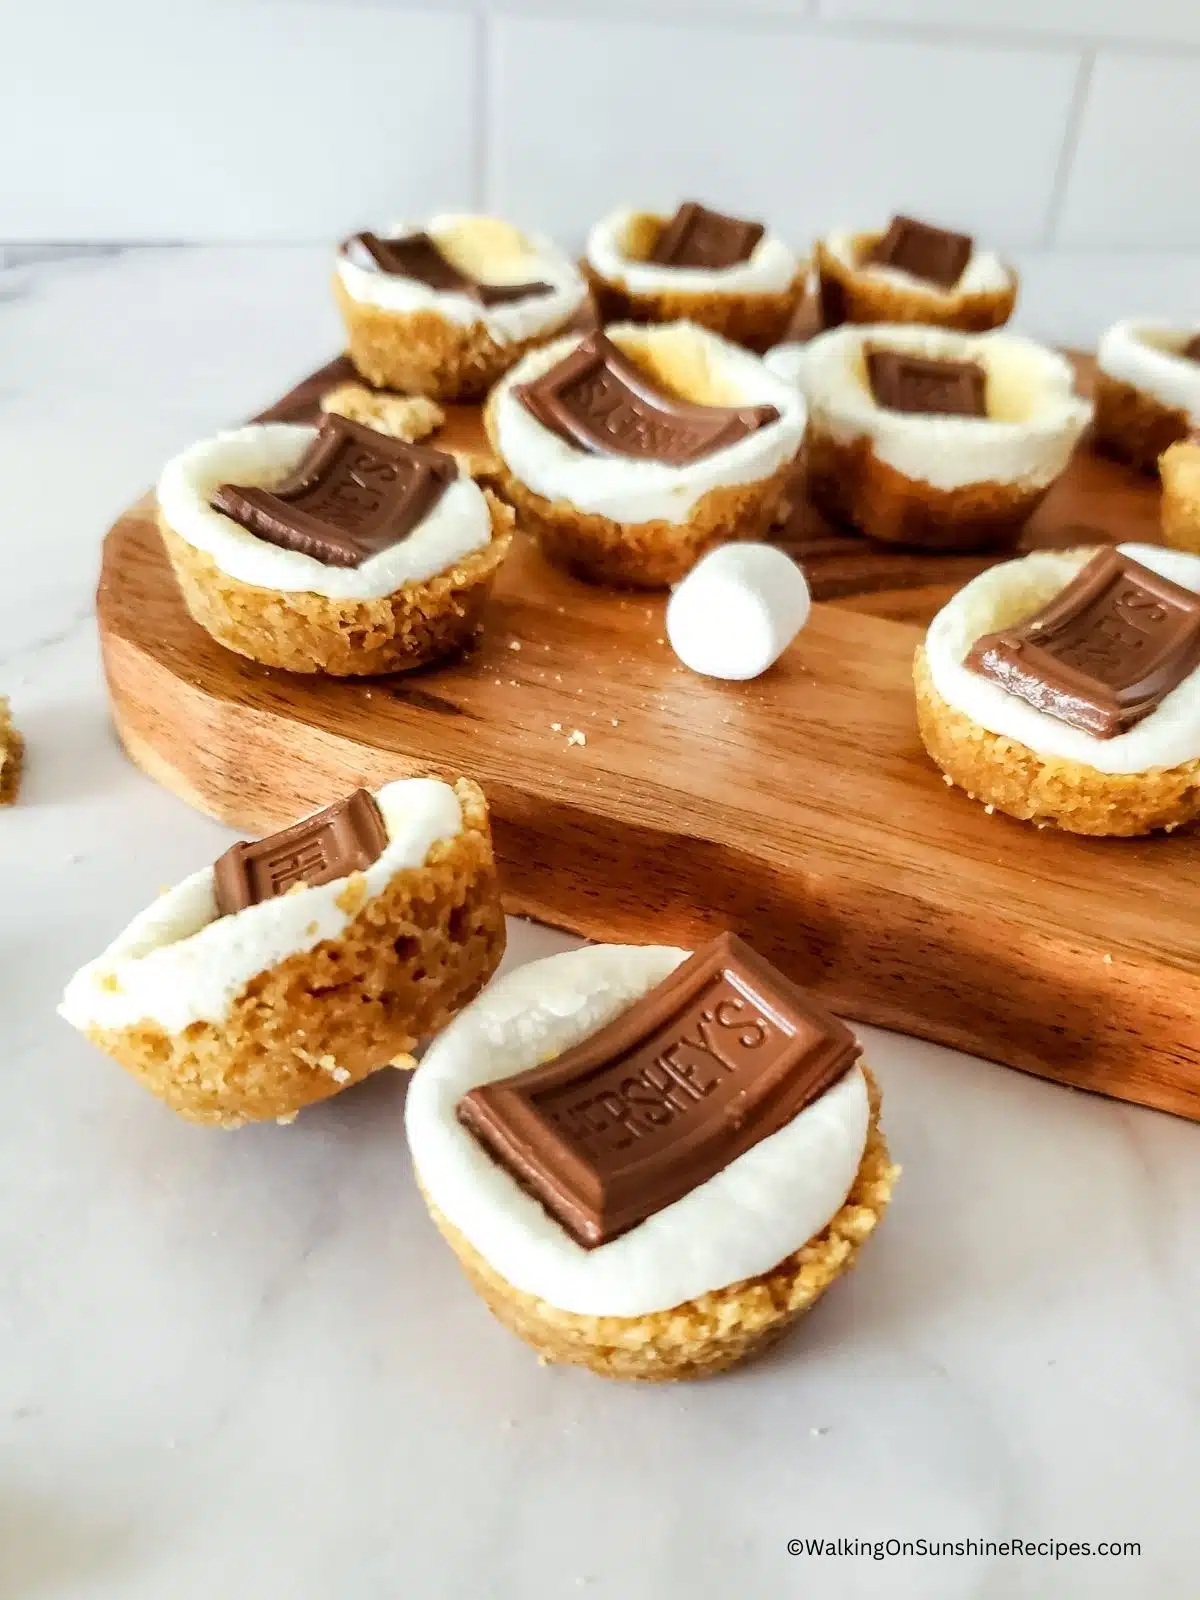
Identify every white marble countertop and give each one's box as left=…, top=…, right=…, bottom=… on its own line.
left=2, top=248, right=1197, bottom=1599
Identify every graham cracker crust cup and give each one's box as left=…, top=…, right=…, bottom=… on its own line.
left=484, top=320, right=806, bottom=588
left=79, top=780, right=506, bottom=1128
left=334, top=275, right=578, bottom=402
left=1093, top=370, right=1191, bottom=475
left=485, top=448, right=796, bottom=588
left=581, top=260, right=806, bottom=354
left=1160, top=437, right=1200, bottom=554
left=0, top=696, right=23, bottom=805
left=797, top=324, right=1089, bottom=552
left=914, top=645, right=1200, bottom=836
left=806, top=425, right=1045, bottom=552
left=159, top=493, right=514, bottom=676
left=421, top=1067, right=896, bottom=1382
left=814, top=234, right=1016, bottom=333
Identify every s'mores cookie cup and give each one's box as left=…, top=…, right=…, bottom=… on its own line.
left=1160, top=435, right=1200, bottom=554
left=60, top=779, right=506, bottom=1127
left=814, top=214, right=1017, bottom=332
left=407, top=935, right=897, bottom=1382
left=1093, top=320, right=1200, bottom=474
left=916, top=545, right=1200, bottom=836
left=335, top=215, right=588, bottom=400
left=157, top=414, right=513, bottom=676
left=583, top=202, right=804, bottom=352
left=794, top=325, right=1090, bottom=551
left=485, top=323, right=805, bottom=588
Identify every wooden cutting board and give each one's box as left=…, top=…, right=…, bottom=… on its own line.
left=98, top=380, right=1200, bottom=1120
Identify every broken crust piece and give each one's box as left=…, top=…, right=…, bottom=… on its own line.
left=320, top=383, right=445, bottom=443
left=59, top=778, right=506, bottom=1127
left=0, top=697, right=23, bottom=805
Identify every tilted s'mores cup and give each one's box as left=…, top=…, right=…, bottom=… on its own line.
left=60, top=779, right=506, bottom=1127
left=335, top=215, right=588, bottom=400
left=583, top=202, right=805, bottom=352
left=486, top=323, right=805, bottom=587
left=1160, top=435, right=1200, bottom=554
left=407, top=935, right=897, bottom=1382
left=157, top=415, right=513, bottom=675
left=1093, top=320, right=1200, bottom=474
left=916, top=545, right=1200, bottom=835
left=814, top=214, right=1017, bottom=332
left=783, top=324, right=1090, bottom=551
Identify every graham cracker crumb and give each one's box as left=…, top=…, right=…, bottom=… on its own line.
left=335, top=873, right=369, bottom=916
left=320, top=383, right=445, bottom=443
left=567, top=730, right=586, bottom=747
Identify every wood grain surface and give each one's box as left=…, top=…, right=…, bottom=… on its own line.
left=99, top=457, right=1200, bottom=1120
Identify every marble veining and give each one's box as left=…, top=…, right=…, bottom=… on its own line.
left=0, top=248, right=1196, bottom=1599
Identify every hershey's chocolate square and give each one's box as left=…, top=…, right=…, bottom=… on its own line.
left=649, top=202, right=765, bottom=271
left=1181, top=333, right=1200, bottom=363
left=213, top=789, right=388, bottom=917
left=965, top=548, right=1200, bottom=738
left=514, top=332, right=779, bottom=466
left=456, top=933, right=861, bottom=1248
left=870, top=215, right=973, bottom=290
left=211, top=415, right=457, bottom=568
left=348, top=231, right=552, bottom=307
left=867, top=347, right=987, bottom=417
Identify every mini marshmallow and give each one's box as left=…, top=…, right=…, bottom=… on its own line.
left=666, top=543, right=810, bottom=681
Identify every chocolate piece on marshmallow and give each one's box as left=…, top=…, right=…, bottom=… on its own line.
left=666, top=543, right=811, bottom=680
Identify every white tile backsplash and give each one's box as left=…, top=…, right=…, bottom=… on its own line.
left=0, top=2, right=475, bottom=241
left=2, top=0, right=1198, bottom=332
left=1056, top=53, right=1200, bottom=251
left=486, top=17, right=1078, bottom=248
left=817, top=0, right=1200, bottom=47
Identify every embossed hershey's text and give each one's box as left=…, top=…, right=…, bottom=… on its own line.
left=531, top=975, right=801, bottom=1161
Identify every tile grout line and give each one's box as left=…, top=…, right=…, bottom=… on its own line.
left=472, top=9, right=492, bottom=212
left=490, top=0, right=1200, bottom=61
left=1040, top=47, right=1095, bottom=249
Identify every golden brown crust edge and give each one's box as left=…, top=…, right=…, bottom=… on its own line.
left=805, top=426, right=1043, bottom=551
left=1093, top=371, right=1191, bottom=475
left=814, top=236, right=1017, bottom=333
left=581, top=261, right=806, bottom=353
left=1160, top=437, right=1200, bottom=554
left=159, top=495, right=513, bottom=676
left=81, top=780, right=507, bottom=1127
left=914, top=645, right=1200, bottom=836
left=421, top=1066, right=896, bottom=1382
left=484, top=394, right=794, bottom=587
left=334, top=275, right=578, bottom=401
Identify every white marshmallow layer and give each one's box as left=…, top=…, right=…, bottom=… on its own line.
left=585, top=208, right=800, bottom=296
left=157, top=423, right=492, bottom=600
left=490, top=321, right=806, bottom=525
left=1097, top=319, right=1200, bottom=420
left=821, top=229, right=1014, bottom=301
left=337, top=214, right=587, bottom=345
left=406, top=943, right=870, bottom=1318
left=59, top=779, right=463, bottom=1035
left=925, top=543, right=1200, bottom=774
left=777, top=323, right=1091, bottom=493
